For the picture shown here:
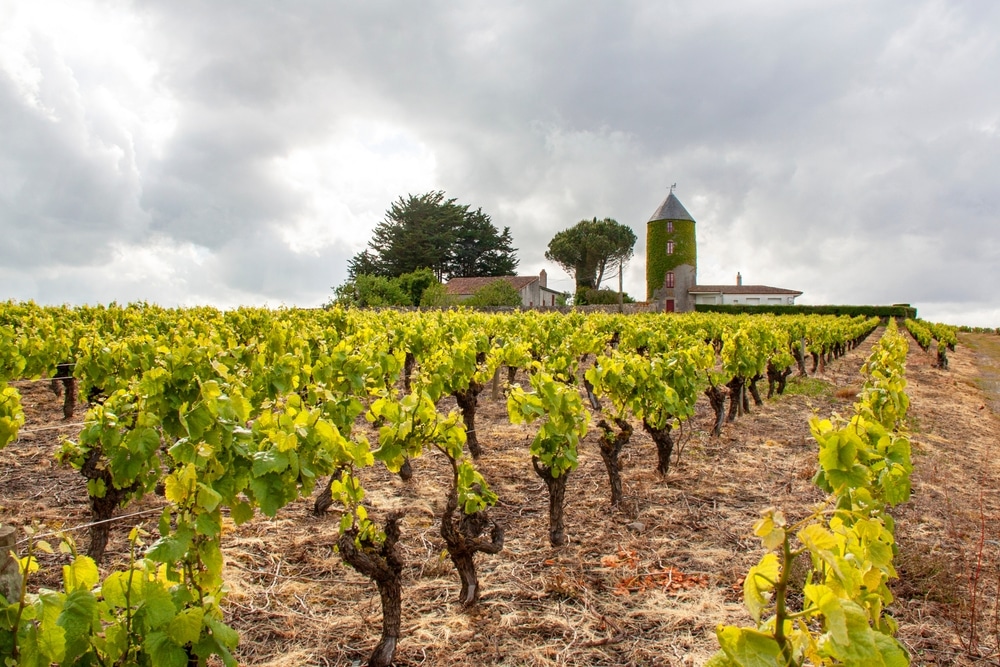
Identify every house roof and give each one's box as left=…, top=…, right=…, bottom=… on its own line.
left=648, top=192, right=695, bottom=224
left=689, top=285, right=803, bottom=296
left=445, top=276, right=537, bottom=295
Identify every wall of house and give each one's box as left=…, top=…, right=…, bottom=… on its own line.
left=519, top=283, right=539, bottom=307
left=517, top=283, right=560, bottom=307
left=721, top=293, right=797, bottom=306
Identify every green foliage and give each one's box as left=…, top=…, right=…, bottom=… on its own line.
left=586, top=342, right=713, bottom=432
left=417, top=282, right=458, bottom=307
left=711, top=321, right=912, bottom=666
left=465, top=280, right=523, bottom=307
left=396, top=269, right=439, bottom=307
left=0, top=383, right=24, bottom=448
left=545, top=217, right=636, bottom=292
left=2, top=526, right=238, bottom=667
left=328, top=266, right=443, bottom=309
left=958, top=325, right=1000, bottom=335
left=348, top=191, right=518, bottom=280
left=331, top=274, right=413, bottom=308
left=574, top=287, right=635, bottom=305
left=507, top=370, right=589, bottom=478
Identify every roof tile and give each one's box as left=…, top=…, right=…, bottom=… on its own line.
left=445, top=275, right=537, bottom=295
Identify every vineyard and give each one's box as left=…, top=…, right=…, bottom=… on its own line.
left=1, top=304, right=999, bottom=665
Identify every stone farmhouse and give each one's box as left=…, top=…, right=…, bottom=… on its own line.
left=445, top=270, right=563, bottom=308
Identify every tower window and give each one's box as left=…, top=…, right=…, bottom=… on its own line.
left=667, top=221, right=674, bottom=233
left=666, top=241, right=675, bottom=255
left=665, top=272, right=675, bottom=288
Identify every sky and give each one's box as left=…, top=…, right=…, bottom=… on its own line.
left=1, top=0, right=998, bottom=326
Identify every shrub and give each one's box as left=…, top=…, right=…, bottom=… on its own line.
left=466, top=280, right=523, bottom=307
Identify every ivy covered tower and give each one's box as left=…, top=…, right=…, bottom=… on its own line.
left=646, top=189, right=697, bottom=312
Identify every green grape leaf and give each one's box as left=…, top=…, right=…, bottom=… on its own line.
left=743, top=552, right=779, bottom=623
left=146, top=528, right=194, bottom=564
left=57, top=589, right=97, bottom=663
left=715, top=626, right=783, bottom=666
left=138, top=579, right=177, bottom=630
left=230, top=501, right=254, bottom=525
left=168, top=606, right=205, bottom=647
left=252, top=449, right=290, bottom=476
left=101, top=570, right=135, bottom=609
left=63, top=555, right=100, bottom=593
left=143, top=630, right=188, bottom=667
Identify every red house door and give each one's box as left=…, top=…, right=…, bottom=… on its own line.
left=665, top=299, right=675, bottom=312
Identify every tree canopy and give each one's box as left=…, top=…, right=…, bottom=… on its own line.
left=544, top=217, right=637, bottom=293
left=348, top=191, right=518, bottom=281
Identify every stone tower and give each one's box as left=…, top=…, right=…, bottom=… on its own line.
left=646, top=190, right=696, bottom=312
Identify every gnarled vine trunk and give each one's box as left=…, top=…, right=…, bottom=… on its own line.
left=453, top=352, right=487, bottom=459
left=532, top=457, right=569, bottom=547
left=792, top=343, right=808, bottom=376
left=766, top=363, right=792, bottom=398
left=337, top=513, right=404, bottom=667
left=402, top=352, right=416, bottom=392
left=726, top=376, right=746, bottom=422
left=453, top=385, right=483, bottom=459
left=597, top=417, right=632, bottom=507
left=50, top=361, right=76, bottom=420
left=440, top=487, right=504, bottom=606
left=748, top=374, right=764, bottom=407
left=583, top=376, right=602, bottom=412
left=313, top=466, right=349, bottom=516
left=81, top=448, right=138, bottom=563
left=705, top=385, right=728, bottom=437
left=642, top=420, right=674, bottom=476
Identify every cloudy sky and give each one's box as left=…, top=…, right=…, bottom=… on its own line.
left=2, top=1, right=998, bottom=325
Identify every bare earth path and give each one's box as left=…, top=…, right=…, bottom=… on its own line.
left=892, top=334, right=1000, bottom=665
left=2, top=326, right=1000, bottom=665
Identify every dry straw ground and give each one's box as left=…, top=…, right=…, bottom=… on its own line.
left=3, top=327, right=1000, bottom=666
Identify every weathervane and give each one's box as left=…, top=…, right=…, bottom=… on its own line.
left=669, top=183, right=677, bottom=194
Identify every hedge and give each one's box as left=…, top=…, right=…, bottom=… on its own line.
left=694, top=303, right=918, bottom=318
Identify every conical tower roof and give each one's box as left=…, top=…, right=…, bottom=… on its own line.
left=648, top=192, right=695, bottom=223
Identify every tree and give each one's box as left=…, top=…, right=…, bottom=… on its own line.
left=349, top=192, right=518, bottom=281
left=544, top=218, right=636, bottom=294
left=448, top=209, right=518, bottom=278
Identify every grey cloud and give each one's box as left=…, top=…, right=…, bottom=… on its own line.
left=211, top=227, right=351, bottom=306
left=0, top=63, right=146, bottom=268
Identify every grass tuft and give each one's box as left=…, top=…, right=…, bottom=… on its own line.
left=781, top=376, right=833, bottom=398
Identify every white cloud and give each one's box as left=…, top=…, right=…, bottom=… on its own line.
left=273, top=120, right=438, bottom=254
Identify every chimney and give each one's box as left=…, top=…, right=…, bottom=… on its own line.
left=539, top=269, right=547, bottom=288
left=737, top=272, right=742, bottom=286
